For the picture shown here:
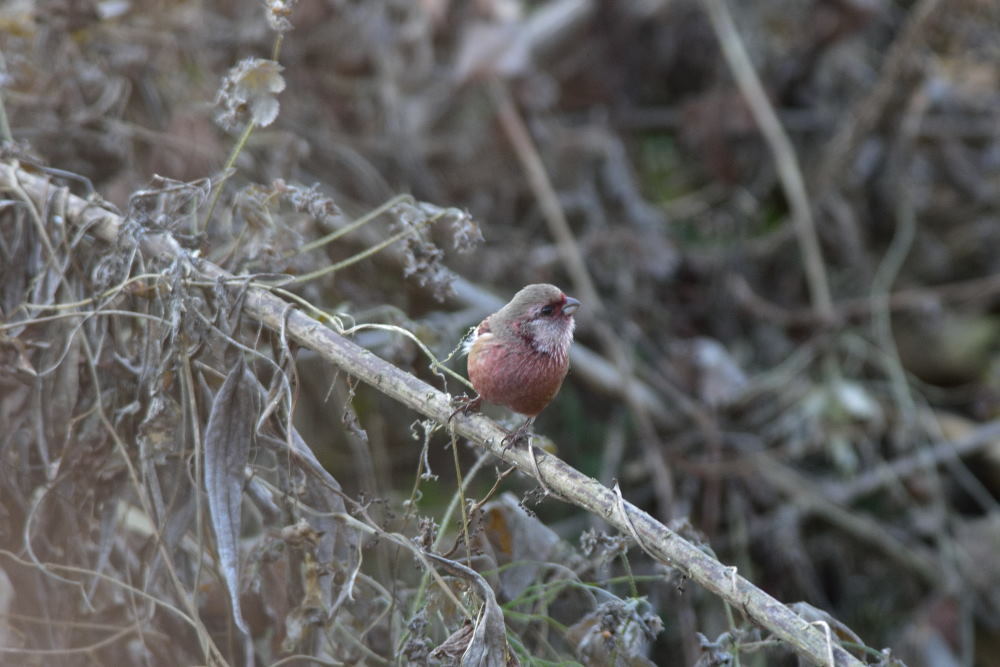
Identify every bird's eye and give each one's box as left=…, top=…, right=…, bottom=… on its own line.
left=539, top=305, right=556, bottom=316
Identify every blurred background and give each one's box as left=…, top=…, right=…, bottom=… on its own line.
left=2, top=0, right=1000, bottom=664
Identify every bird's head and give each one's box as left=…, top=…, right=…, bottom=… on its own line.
left=494, top=283, right=580, bottom=358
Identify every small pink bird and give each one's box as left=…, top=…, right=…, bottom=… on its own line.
left=457, top=284, right=580, bottom=443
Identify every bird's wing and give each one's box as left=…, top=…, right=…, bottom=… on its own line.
left=461, top=317, right=491, bottom=356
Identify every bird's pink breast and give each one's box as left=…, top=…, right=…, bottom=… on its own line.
left=467, top=335, right=569, bottom=417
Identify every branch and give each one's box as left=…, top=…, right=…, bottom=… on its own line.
left=0, top=161, right=864, bottom=667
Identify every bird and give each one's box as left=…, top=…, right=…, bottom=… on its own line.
left=456, top=283, right=580, bottom=444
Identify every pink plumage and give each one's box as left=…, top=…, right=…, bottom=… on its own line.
left=465, top=284, right=579, bottom=419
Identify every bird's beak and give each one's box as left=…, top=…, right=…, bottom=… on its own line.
left=563, top=297, right=580, bottom=315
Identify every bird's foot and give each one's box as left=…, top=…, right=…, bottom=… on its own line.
left=500, top=418, right=535, bottom=450
left=448, top=394, right=483, bottom=423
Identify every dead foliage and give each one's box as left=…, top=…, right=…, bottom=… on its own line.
left=1, top=0, right=1000, bottom=665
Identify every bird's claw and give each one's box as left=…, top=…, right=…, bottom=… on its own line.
left=448, top=394, right=482, bottom=423
left=500, top=432, right=525, bottom=450
left=500, top=419, right=535, bottom=450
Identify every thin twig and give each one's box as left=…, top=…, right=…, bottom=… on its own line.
left=701, top=0, right=833, bottom=321
left=870, top=86, right=931, bottom=442
left=0, top=52, right=12, bottom=143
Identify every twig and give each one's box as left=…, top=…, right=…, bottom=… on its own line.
left=279, top=211, right=439, bottom=285
left=0, top=161, right=865, bottom=667
left=811, top=621, right=835, bottom=667
left=827, top=420, right=1000, bottom=505
left=447, top=428, right=474, bottom=567
left=286, top=193, right=412, bottom=258
left=870, top=86, right=931, bottom=442
left=528, top=441, right=552, bottom=497
left=701, top=0, right=833, bottom=322
left=202, top=120, right=254, bottom=233
left=0, top=53, right=12, bottom=144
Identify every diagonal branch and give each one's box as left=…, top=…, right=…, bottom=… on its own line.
left=0, top=161, right=864, bottom=667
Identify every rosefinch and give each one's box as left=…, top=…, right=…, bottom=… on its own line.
left=457, top=284, right=580, bottom=443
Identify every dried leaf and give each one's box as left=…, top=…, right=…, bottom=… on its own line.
left=215, top=57, right=286, bottom=129
left=281, top=548, right=327, bottom=653
left=392, top=201, right=455, bottom=301
left=143, top=462, right=199, bottom=589
left=204, top=356, right=258, bottom=634
left=427, top=553, right=518, bottom=667
left=480, top=493, right=582, bottom=600
left=253, top=410, right=359, bottom=649
left=430, top=620, right=474, bottom=665
left=693, top=632, right=734, bottom=667
left=136, top=393, right=183, bottom=463
left=126, top=175, right=212, bottom=237
left=461, top=601, right=519, bottom=667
